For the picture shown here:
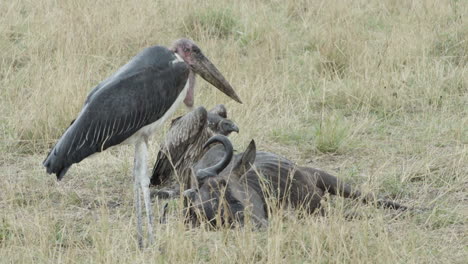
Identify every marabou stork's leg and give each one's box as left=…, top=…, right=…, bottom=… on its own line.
left=134, top=143, right=144, bottom=249
left=134, top=139, right=155, bottom=248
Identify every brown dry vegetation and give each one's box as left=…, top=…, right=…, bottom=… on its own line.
left=1, top=0, right=467, bottom=263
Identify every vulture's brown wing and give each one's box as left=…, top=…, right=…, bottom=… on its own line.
left=151, top=107, right=208, bottom=186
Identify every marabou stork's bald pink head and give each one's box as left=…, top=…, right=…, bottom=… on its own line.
left=172, top=38, right=242, bottom=107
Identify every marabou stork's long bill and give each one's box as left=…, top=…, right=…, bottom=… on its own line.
left=43, top=39, right=242, bottom=248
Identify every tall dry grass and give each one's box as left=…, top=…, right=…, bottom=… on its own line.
left=1, top=0, right=467, bottom=263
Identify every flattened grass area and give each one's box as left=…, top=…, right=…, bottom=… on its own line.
left=1, top=0, right=467, bottom=263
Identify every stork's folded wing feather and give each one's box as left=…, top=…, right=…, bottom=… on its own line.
left=43, top=46, right=190, bottom=180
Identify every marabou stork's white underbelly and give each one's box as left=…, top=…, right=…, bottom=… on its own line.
left=122, top=78, right=190, bottom=145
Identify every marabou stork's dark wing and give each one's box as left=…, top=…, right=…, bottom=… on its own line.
left=150, top=107, right=208, bottom=186
left=43, top=46, right=190, bottom=180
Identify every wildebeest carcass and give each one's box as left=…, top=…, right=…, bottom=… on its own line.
left=150, top=105, right=239, bottom=198
left=183, top=135, right=407, bottom=227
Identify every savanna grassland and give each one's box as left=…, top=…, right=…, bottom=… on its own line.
left=1, top=0, right=467, bottom=263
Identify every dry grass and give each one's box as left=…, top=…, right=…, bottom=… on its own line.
left=1, top=0, right=467, bottom=263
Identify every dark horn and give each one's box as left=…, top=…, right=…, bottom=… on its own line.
left=196, top=135, right=233, bottom=182
left=202, top=135, right=233, bottom=174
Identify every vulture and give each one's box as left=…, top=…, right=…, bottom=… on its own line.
left=151, top=104, right=239, bottom=198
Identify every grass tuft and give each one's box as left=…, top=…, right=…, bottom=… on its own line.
left=314, top=113, right=351, bottom=154
left=431, top=27, right=468, bottom=66
left=0, top=219, right=12, bottom=245
left=181, top=9, right=238, bottom=40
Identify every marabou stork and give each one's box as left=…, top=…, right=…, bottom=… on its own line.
left=150, top=104, right=239, bottom=198
left=43, top=39, right=242, bottom=248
